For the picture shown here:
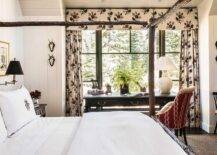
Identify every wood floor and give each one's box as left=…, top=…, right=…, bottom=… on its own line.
left=187, top=134, right=217, bottom=155
left=178, top=129, right=217, bottom=155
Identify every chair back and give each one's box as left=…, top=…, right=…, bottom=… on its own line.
left=158, top=86, right=195, bottom=129
left=213, top=92, right=217, bottom=110
left=172, top=87, right=195, bottom=128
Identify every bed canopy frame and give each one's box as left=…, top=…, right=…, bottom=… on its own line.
left=0, top=0, right=192, bottom=116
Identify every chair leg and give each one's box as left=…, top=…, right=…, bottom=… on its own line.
left=182, top=127, right=188, bottom=145
left=175, top=129, right=179, bottom=137
left=214, top=122, right=217, bottom=134
left=179, top=128, right=183, bottom=136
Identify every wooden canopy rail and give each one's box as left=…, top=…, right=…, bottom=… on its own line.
left=150, top=0, right=191, bottom=27
left=0, top=21, right=65, bottom=27
left=0, top=0, right=191, bottom=116
left=0, top=21, right=156, bottom=27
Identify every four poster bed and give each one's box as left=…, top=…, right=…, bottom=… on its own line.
left=0, top=0, right=200, bottom=155
left=0, top=112, right=193, bottom=155
left=0, top=88, right=193, bottom=154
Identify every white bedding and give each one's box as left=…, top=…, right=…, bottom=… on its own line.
left=0, top=112, right=186, bottom=155
left=0, top=117, right=81, bottom=155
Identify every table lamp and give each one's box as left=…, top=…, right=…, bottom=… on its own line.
left=0, top=58, right=24, bottom=85
left=156, top=56, right=177, bottom=94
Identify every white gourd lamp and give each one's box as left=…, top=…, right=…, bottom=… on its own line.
left=156, top=56, right=177, bottom=94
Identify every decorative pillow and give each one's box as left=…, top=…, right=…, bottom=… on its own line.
left=0, top=86, right=37, bottom=136
left=0, top=112, right=7, bottom=142
left=157, top=101, right=174, bottom=115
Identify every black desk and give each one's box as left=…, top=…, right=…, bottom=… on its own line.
left=84, top=93, right=176, bottom=112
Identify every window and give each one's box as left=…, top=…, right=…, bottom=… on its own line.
left=81, top=30, right=96, bottom=93
left=165, top=30, right=181, bottom=91
left=82, top=30, right=181, bottom=93
left=102, top=30, right=149, bottom=92
left=154, top=30, right=181, bottom=92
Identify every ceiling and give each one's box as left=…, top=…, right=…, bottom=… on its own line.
left=210, top=0, right=217, bottom=15
left=19, top=0, right=203, bottom=17
left=64, top=0, right=203, bottom=8
left=19, top=0, right=64, bottom=16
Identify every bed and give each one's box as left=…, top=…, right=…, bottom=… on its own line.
left=0, top=111, right=193, bottom=155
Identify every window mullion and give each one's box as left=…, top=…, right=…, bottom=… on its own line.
left=159, top=30, right=166, bottom=57
left=159, top=30, right=165, bottom=78
left=96, top=30, right=102, bottom=89
left=130, top=30, right=132, bottom=53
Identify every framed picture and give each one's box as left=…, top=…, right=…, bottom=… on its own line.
left=0, top=41, right=10, bottom=76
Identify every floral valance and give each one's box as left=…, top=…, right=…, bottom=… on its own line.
left=66, top=8, right=198, bottom=30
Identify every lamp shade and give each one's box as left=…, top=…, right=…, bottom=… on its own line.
left=6, top=60, right=24, bottom=75
left=156, top=56, right=177, bottom=71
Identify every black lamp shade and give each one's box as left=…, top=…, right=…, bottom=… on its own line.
left=6, top=60, right=24, bottom=75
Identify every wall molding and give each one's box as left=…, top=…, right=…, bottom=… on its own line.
left=201, top=122, right=216, bottom=133
left=202, top=122, right=210, bottom=133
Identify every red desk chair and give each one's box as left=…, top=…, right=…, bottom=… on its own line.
left=157, top=86, right=195, bottom=145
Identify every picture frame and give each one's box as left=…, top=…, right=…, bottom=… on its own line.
left=0, top=41, right=10, bottom=76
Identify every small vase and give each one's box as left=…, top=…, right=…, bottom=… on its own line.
left=120, top=84, right=129, bottom=94
left=140, top=87, right=146, bottom=92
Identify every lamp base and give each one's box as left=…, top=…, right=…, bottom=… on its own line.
left=0, top=75, right=17, bottom=86
left=159, top=77, right=173, bottom=94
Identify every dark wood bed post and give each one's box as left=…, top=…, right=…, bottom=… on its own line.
left=148, top=26, right=156, bottom=116
left=147, top=0, right=191, bottom=116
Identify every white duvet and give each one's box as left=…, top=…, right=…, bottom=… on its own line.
left=0, top=112, right=186, bottom=155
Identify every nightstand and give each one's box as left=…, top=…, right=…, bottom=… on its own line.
left=34, top=104, right=47, bottom=117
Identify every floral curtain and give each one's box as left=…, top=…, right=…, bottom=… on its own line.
left=66, top=30, right=83, bottom=116
left=65, top=8, right=200, bottom=119
left=180, top=29, right=200, bottom=127
left=66, top=8, right=198, bottom=30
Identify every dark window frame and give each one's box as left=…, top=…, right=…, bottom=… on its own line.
left=82, top=30, right=181, bottom=89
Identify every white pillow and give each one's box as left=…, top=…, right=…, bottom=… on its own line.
left=0, top=86, right=37, bottom=136
left=0, top=112, right=7, bottom=142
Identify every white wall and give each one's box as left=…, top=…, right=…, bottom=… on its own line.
left=198, top=0, right=217, bottom=133
left=19, top=0, right=66, bottom=117
left=0, top=0, right=24, bottom=90
left=23, top=26, right=65, bottom=116
left=209, top=15, right=217, bottom=132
